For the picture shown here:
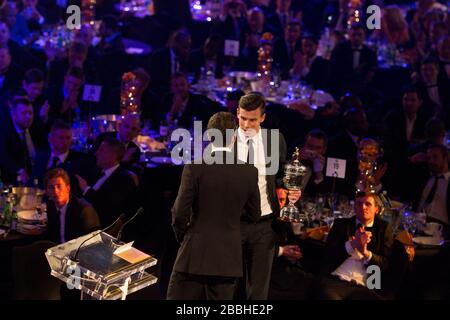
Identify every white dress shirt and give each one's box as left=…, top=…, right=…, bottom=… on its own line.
left=237, top=128, right=272, bottom=216
left=418, top=172, right=450, bottom=225
left=92, top=164, right=120, bottom=191
left=352, top=46, right=363, bottom=70
left=405, top=113, right=417, bottom=142
left=425, top=82, right=442, bottom=107
left=331, top=219, right=374, bottom=287
left=57, top=202, right=69, bottom=243
left=14, top=125, right=36, bottom=160
left=83, top=164, right=120, bottom=195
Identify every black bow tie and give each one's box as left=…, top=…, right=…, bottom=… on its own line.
left=352, top=47, right=363, bottom=52
left=357, top=223, right=373, bottom=232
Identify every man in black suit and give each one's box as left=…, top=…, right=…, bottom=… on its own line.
left=272, top=19, right=301, bottom=80
left=330, top=22, right=377, bottom=96
left=415, top=144, right=450, bottom=230
left=147, top=29, right=192, bottom=95
left=189, top=34, right=225, bottom=81
left=327, top=108, right=370, bottom=197
left=0, top=44, right=24, bottom=97
left=315, top=192, right=393, bottom=299
left=75, top=137, right=138, bottom=229
left=47, top=67, right=85, bottom=125
left=0, top=96, right=37, bottom=184
left=417, top=58, right=450, bottom=126
left=44, top=168, right=100, bottom=244
left=383, top=86, right=434, bottom=199
left=32, top=120, right=96, bottom=196
left=92, top=113, right=142, bottom=172
left=290, top=34, right=332, bottom=91
left=159, top=72, right=221, bottom=129
left=210, top=0, right=248, bottom=42
left=167, top=111, right=261, bottom=300
left=236, top=92, right=295, bottom=299
left=266, top=0, right=302, bottom=39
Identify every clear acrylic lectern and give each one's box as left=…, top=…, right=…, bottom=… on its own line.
left=45, top=231, right=158, bottom=300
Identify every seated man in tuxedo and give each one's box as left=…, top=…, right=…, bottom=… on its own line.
left=33, top=120, right=97, bottom=196
left=415, top=144, right=450, bottom=231
left=272, top=19, right=302, bottom=80
left=92, top=113, right=142, bottom=173
left=44, top=168, right=100, bottom=244
left=75, top=137, right=139, bottom=230
left=47, top=67, right=85, bottom=125
left=330, top=22, right=377, bottom=96
left=299, top=129, right=330, bottom=197
left=147, top=29, right=192, bottom=95
left=290, top=34, right=332, bottom=91
left=0, top=96, right=36, bottom=184
left=314, top=192, right=393, bottom=300
left=159, top=72, right=221, bottom=129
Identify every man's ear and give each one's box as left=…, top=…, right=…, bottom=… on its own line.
left=260, top=112, right=266, bottom=123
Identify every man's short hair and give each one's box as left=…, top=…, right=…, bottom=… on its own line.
left=50, top=119, right=72, bottom=133
left=355, top=192, right=383, bottom=210
left=23, top=68, right=45, bottom=84
left=44, top=168, right=71, bottom=188
left=66, top=67, right=84, bottom=81
left=421, top=56, right=439, bottom=67
left=302, top=32, right=319, bottom=45
left=425, top=117, right=445, bottom=139
left=287, top=19, right=301, bottom=29
left=226, top=89, right=245, bottom=102
left=349, top=22, right=365, bottom=31
left=10, top=96, right=31, bottom=109
left=207, top=112, right=237, bottom=147
left=402, top=85, right=422, bottom=100
left=102, top=14, right=119, bottom=31
left=427, top=143, right=449, bottom=159
left=171, top=71, right=187, bottom=82
left=305, top=129, right=328, bottom=146
left=239, top=92, right=266, bottom=114
left=102, top=137, right=126, bottom=162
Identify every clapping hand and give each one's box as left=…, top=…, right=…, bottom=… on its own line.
left=281, top=244, right=302, bottom=264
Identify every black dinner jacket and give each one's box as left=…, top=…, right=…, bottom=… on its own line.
left=32, top=148, right=97, bottom=196
left=320, top=215, right=394, bottom=275
left=83, top=165, right=138, bottom=227
left=46, top=195, right=101, bottom=244
left=0, top=117, right=41, bottom=184
left=172, top=151, right=261, bottom=277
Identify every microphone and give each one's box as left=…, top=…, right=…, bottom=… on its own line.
left=71, top=213, right=126, bottom=262
left=116, top=207, right=144, bottom=243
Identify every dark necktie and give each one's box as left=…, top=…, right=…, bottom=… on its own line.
left=425, top=175, right=444, bottom=205
left=57, top=208, right=64, bottom=243
left=247, top=139, right=255, bottom=164
left=281, top=13, right=287, bottom=28
left=50, top=156, right=60, bottom=169
left=20, top=131, right=32, bottom=173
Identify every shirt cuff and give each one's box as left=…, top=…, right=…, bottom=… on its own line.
left=364, top=251, right=373, bottom=264
left=83, top=186, right=91, bottom=196
left=345, top=240, right=355, bottom=256
left=278, top=246, right=284, bottom=257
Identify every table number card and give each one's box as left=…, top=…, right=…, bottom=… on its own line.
left=326, top=157, right=346, bottom=179
left=82, top=84, right=102, bottom=102
left=224, top=40, right=240, bottom=57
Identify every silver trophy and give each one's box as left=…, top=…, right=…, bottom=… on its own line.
left=279, top=148, right=311, bottom=222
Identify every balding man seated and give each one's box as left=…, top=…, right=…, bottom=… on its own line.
left=76, top=137, right=139, bottom=230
